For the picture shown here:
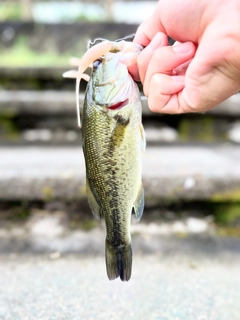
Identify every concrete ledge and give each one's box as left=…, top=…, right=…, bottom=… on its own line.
left=1, top=145, right=240, bottom=204
left=0, top=90, right=239, bottom=116
left=0, top=67, right=66, bottom=78
left=0, top=90, right=76, bottom=115
left=0, top=90, right=152, bottom=115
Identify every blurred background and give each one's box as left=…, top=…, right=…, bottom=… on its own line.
left=1, top=0, right=240, bottom=229
left=0, top=2, right=240, bottom=319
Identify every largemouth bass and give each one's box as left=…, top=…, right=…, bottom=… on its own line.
left=63, top=39, right=145, bottom=281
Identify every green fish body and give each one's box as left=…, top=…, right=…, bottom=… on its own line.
left=82, top=41, right=145, bottom=281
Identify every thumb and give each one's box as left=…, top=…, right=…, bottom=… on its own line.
left=183, top=52, right=240, bottom=112
left=144, top=42, right=196, bottom=97
left=147, top=37, right=240, bottom=114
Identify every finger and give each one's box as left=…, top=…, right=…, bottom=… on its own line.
left=179, top=32, right=240, bottom=113
left=129, top=32, right=168, bottom=82
left=147, top=74, right=186, bottom=113
left=172, top=41, right=192, bottom=75
left=148, top=59, right=240, bottom=114
left=183, top=56, right=240, bottom=112
left=173, top=59, right=193, bottom=76
left=168, top=41, right=193, bottom=76
left=133, top=6, right=165, bottom=46
left=144, top=42, right=196, bottom=96
left=128, top=63, right=139, bottom=81
left=137, top=32, right=168, bottom=82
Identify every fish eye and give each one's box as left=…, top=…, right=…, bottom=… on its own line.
left=93, top=59, right=102, bottom=69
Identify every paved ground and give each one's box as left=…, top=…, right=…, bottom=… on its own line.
left=0, top=204, right=240, bottom=320
left=0, top=252, right=239, bottom=320
left=1, top=145, right=240, bottom=203
left=1, top=208, right=239, bottom=320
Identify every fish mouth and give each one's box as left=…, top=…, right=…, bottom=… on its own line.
left=108, top=99, right=129, bottom=111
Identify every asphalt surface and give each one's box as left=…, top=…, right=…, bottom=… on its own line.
left=0, top=253, right=239, bottom=320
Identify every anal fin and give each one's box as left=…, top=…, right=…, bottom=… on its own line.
left=132, top=184, right=144, bottom=221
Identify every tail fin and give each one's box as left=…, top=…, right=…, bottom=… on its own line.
left=105, top=240, right=132, bottom=281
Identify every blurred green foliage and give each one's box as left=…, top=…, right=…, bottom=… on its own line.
left=0, top=36, right=72, bottom=67
left=74, top=13, right=104, bottom=23
left=0, top=2, right=104, bottom=22
left=0, top=3, right=22, bottom=21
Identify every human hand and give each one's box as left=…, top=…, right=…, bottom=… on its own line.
left=129, top=0, right=240, bottom=114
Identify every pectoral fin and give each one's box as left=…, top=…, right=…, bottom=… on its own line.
left=139, top=123, right=146, bottom=151
left=132, top=184, right=144, bottom=221
left=86, top=178, right=103, bottom=219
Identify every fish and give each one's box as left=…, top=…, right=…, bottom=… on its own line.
left=63, top=38, right=146, bottom=281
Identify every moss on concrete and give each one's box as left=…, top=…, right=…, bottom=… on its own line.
left=212, top=203, right=240, bottom=225
left=217, top=226, right=240, bottom=237
left=211, top=188, right=240, bottom=202
left=0, top=110, right=19, bottom=140
left=81, top=219, right=99, bottom=231
left=179, top=116, right=216, bottom=142
left=42, top=186, right=54, bottom=201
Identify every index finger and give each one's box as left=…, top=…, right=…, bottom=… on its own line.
left=133, top=10, right=166, bottom=46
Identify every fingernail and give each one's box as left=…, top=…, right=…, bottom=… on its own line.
left=173, top=42, right=193, bottom=53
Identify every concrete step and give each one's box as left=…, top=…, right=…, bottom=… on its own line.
left=0, top=67, right=72, bottom=91
left=1, top=90, right=240, bottom=116
left=1, top=145, right=240, bottom=204
left=1, top=90, right=240, bottom=145
left=0, top=67, right=66, bottom=79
